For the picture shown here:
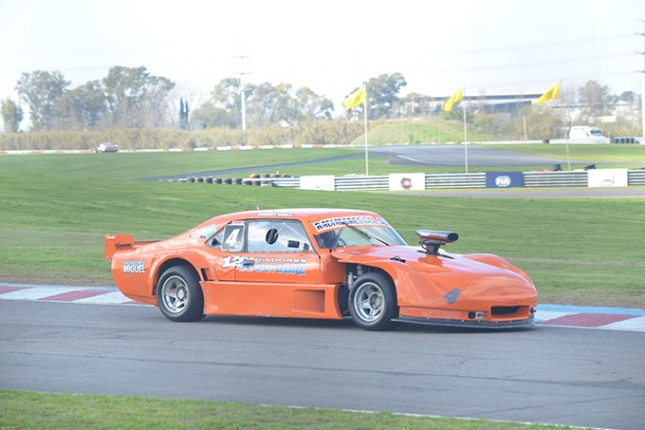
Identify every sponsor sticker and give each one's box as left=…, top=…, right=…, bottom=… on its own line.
left=123, top=260, right=145, bottom=274
left=312, top=216, right=390, bottom=232
left=221, top=255, right=306, bottom=276
left=190, top=223, right=216, bottom=239
left=258, top=212, right=294, bottom=217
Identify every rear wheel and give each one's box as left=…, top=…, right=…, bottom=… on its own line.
left=156, top=266, right=204, bottom=322
left=348, top=272, right=399, bottom=331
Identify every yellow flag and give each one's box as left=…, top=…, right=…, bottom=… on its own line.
left=444, top=86, right=463, bottom=112
left=537, top=81, right=561, bottom=104
left=343, top=86, right=366, bottom=110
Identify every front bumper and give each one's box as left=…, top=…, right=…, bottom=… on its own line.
left=394, top=315, right=535, bottom=329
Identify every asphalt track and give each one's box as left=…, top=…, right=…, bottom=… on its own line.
left=372, top=144, right=570, bottom=167
left=146, top=143, right=635, bottom=181
left=1, top=298, right=644, bottom=430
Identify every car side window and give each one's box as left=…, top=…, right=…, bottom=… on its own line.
left=209, top=221, right=245, bottom=252
left=247, top=220, right=313, bottom=253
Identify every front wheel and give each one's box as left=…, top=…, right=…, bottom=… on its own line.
left=348, top=272, right=399, bottom=331
left=156, top=266, right=205, bottom=322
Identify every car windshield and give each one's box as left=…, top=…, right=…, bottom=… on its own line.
left=315, top=225, right=406, bottom=249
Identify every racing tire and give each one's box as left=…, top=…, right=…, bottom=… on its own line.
left=156, top=266, right=205, bottom=322
left=348, top=272, right=399, bottom=331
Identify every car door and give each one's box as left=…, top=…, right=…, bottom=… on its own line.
left=216, top=218, right=326, bottom=317
left=235, top=219, right=320, bottom=284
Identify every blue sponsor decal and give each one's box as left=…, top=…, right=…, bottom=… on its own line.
left=222, top=255, right=307, bottom=276
left=485, top=171, right=523, bottom=188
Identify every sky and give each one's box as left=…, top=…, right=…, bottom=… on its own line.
left=1, top=0, right=644, bottom=126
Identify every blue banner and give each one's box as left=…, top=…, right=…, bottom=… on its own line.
left=485, top=172, right=523, bottom=188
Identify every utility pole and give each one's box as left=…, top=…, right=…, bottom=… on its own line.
left=638, top=21, right=645, bottom=137
left=234, top=55, right=251, bottom=132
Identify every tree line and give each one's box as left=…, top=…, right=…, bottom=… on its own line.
left=0, top=68, right=413, bottom=133
left=1, top=66, right=642, bottom=138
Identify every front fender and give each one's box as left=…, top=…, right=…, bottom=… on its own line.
left=353, top=259, right=449, bottom=308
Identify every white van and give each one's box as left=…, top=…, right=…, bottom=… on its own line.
left=569, top=126, right=604, bottom=139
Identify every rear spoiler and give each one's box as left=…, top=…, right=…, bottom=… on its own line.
left=104, top=234, right=157, bottom=261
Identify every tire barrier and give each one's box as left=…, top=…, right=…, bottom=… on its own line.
left=611, top=137, right=636, bottom=144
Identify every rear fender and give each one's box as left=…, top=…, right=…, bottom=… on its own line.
left=149, top=252, right=215, bottom=295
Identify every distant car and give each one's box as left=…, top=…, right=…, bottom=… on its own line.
left=569, top=126, right=604, bottom=139
left=95, top=143, right=118, bottom=153
left=104, top=209, right=538, bottom=330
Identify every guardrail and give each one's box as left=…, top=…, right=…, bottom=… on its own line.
left=522, top=171, right=589, bottom=187
left=425, top=173, right=486, bottom=189
left=335, top=176, right=389, bottom=191
left=628, top=170, right=645, bottom=186
left=168, top=169, right=645, bottom=191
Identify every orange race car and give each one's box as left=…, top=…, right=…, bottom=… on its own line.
left=104, top=208, right=538, bottom=330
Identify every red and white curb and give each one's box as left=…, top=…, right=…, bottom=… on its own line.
left=2, top=283, right=645, bottom=332
left=0, top=284, right=146, bottom=306
left=536, top=304, right=645, bottom=332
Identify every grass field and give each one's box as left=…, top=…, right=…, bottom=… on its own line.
left=1, top=145, right=643, bottom=429
left=0, top=390, right=573, bottom=430
left=485, top=143, right=645, bottom=164
left=362, top=120, right=502, bottom=144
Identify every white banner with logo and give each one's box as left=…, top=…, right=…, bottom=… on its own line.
left=587, top=169, right=628, bottom=187
left=388, top=173, right=426, bottom=191
left=300, top=175, right=335, bottom=191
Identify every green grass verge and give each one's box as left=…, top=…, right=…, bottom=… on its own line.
left=363, top=120, right=501, bottom=145
left=0, top=390, right=581, bottom=430
left=0, top=148, right=363, bottom=180
left=484, top=144, right=645, bottom=164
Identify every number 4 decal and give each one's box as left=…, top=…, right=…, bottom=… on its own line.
left=225, top=229, right=240, bottom=246
left=443, top=288, right=461, bottom=304
left=222, top=224, right=245, bottom=252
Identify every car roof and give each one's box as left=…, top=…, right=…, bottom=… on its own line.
left=196, top=208, right=384, bottom=229
left=238, top=208, right=379, bottom=219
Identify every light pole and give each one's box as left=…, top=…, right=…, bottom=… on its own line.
left=234, top=55, right=250, bottom=132
left=639, top=21, right=645, bottom=137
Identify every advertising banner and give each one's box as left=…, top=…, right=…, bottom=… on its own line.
left=388, top=173, right=426, bottom=191
left=485, top=172, right=523, bottom=188
left=587, top=169, right=628, bottom=187
left=300, top=175, right=335, bottom=191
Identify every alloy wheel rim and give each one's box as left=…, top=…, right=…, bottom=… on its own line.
left=354, top=282, right=384, bottom=321
left=161, top=275, right=189, bottom=314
